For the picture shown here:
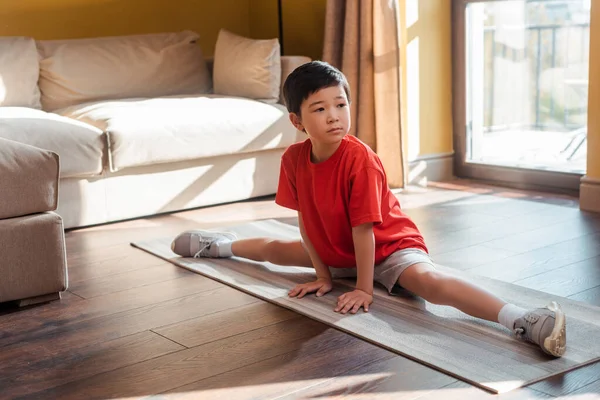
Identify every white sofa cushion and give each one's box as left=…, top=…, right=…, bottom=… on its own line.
left=57, top=95, right=298, bottom=171
left=0, top=37, right=42, bottom=109
left=37, top=31, right=212, bottom=111
left=0, top=108, right=105, bottom=178
left=213, top=29, right=281, bottom=103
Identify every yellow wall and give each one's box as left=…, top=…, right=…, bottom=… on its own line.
left=249, top=0, right=279, bottom=43
left=587, top=1, right=600, bottom=179
left=249, top=0, right=326, bottom=61
left=404, top=0, right=454, bottom=159
left=0, top=0, right=251, bottom=56
left=0, top=0, right=326, bottom=59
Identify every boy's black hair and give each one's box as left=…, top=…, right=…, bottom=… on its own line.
left=282, top=60, right=351, bottom=115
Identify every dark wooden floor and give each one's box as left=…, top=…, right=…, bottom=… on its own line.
left=2, top=179, right=600, bottom=399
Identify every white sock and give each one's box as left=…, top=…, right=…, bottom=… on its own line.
left=215, top=240, right=233, bottom=257
left=498, top=303, right=527, bottom=331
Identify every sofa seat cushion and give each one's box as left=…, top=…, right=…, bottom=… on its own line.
left=57, top=95, right=298, bottom=171
left=0, top=108, right=104, bottom=178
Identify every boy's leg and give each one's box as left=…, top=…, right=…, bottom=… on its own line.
left=397, top=263, right=505, bottom=321
left=171, top=229, right=313, bottom=267
left=231, top=238, right=313, bottom=267
left=397, top=262, right=566, bottom=357
left=172, top=230, right=333, bottom=299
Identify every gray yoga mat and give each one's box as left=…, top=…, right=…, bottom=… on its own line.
left=131, top=219, right=600, bottom=394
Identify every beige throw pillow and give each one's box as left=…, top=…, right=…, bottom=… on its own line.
left=213, top=29, right=281, bottom=103
left=0, top=37, right=42, bottom=109
left=37, top=31, right=212, bottom=111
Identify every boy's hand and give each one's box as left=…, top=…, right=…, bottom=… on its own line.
left=335, top=289, right=373, bottom=314
left=288, top=278, right=333, bottom=299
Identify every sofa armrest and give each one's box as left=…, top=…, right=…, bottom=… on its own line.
left=0, top=137, right=59, bottom=219
left=280, top=56, right=312, bottom=104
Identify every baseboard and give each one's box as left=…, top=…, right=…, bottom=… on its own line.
left=407, top=152, right=454, bottom=186
left=580, top=175, right=600, bottom=213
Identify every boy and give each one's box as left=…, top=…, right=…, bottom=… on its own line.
left=171, top=61, right=567, bottom=358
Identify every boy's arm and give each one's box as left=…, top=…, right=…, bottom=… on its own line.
left=352, top=222, right=375, bottom=295
left=298, top=212, right=332, bottom=282
left=335, top=222, right=375, bottom=314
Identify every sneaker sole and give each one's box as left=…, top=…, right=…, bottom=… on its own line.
left=543, top=301, right=566, bottom=357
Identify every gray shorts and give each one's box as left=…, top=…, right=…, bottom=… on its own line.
left=302, top=242, right=436, bottom=295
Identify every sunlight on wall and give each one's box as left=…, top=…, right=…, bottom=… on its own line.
left=404, top=0, right=454, bottom=159
left=406, top=0, right=420, bottom=163
left=587, top=0, right=600, bottom=179
left=407, top=36, right=421, bottom=162
left=0, top=76, right=5, bottom=102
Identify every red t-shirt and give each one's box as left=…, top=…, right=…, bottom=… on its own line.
left=275, top=134, right=428, bottom=268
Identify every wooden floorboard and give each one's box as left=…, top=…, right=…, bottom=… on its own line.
left=529, top=361, right=600, bottom=397
left=422, top=208, right=589, bottom=257
left=513, top=255, right=600, bottom=297
left=563, top=377, right=600, bottom=398
left=427, top=213, right=600, bottom=258
left=153, top=301, right=298, bottom=348
left=24, top=318, right=327, bottom=399
left=0, top=331, right=184, bottom=399
left=466, top=233, right=600, bottom=283
left=569, top=285, right=600, bottom=307
left=479, top=217, right=600, bottom=254
left=66, top=243, right=173, bottom=282
left=272, top=355, right=459, bottom=400
left=0, top=274, right=221, bottom=348
left=2, top=179, right=600, bottom=398
left=69, top=262, right=192, bottom=299
left=0, top=286, right=259, bottom=375
left=160, top=329, right=405, bottom=400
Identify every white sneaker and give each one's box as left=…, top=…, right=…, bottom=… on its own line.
left=171, top=230, right=237, bottom=258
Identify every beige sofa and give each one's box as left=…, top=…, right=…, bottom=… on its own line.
left=0, top=30, right=309, bottom=229
left=0, top=137, right=67, bottom=304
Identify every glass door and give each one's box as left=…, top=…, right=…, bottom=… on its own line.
left=452, top=0, right=590, bottom=190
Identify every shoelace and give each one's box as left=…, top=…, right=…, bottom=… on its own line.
left=193, top=236, right=214, bottom=258
left=514, top=314, right=535, bottom=342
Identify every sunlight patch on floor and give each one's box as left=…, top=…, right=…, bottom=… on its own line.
left=114, top=373, right=395, bottom=399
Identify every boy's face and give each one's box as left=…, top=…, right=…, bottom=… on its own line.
left=290, top=85, right=351, bottom=146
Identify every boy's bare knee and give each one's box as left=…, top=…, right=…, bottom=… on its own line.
left=263, top=240, right=281, bottom=260
left=263, top=240, right=295, bottom=264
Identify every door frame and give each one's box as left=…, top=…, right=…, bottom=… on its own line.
left=451, top=0, right=584, bottom=192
